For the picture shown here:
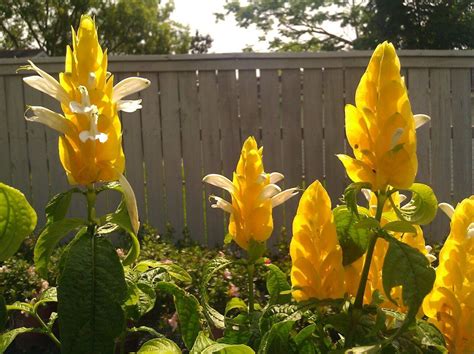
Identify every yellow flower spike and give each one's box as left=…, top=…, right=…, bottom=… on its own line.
left=337, top=41, right=430, bottom=192
left=423, top=196, right=474, bottom=354
left=203, top=136, right=298, bottom=250
left=21, top=15, right=150, bottom=234
left=290, top=180, right=345, bottom=301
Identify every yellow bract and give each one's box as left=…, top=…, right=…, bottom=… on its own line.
left=203, top=136, right=298, bottom=250
left=423, top=196, right=474, bottom=353
left=338, top=41, right=418, bottom=191
left=290, top=180, right=345, bottom=301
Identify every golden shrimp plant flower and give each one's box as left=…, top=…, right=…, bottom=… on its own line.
left=423, top=197, right=474, bottom=353
left=337, top=41, right=430, bottom=191
left=21, top=15, right=149, bottom=233
left=203, top=136, right=298, bottom=250
left=290, top=180, right=345, bottom=301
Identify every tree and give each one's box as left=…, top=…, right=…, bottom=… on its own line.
left=0, top=0, right=213, bottom=55
left=217, top=0, right=474, bottom=51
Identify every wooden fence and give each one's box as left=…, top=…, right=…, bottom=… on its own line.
left=0, top=51, right=473, bottom=245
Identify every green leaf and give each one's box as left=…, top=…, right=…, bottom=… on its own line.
left=6, top=301, right=33, bottom=314
left=34, top=218, right=86, bottom=278
left=102, top=202, right=140, bottom=265
left=190, top=331, right=216, bottom=354
left=138, top=338, right=181, bottom=354
left=0, top=327, right=35, bottom=352
left=156, top=281, right=202, bottom=349
left=0, top=296, right=6, bottom=331
left=0, top=182, right=37, bottom=261
left=343, top=182, right=372, bottom=216
left=333, top=206, right=371, bottom=266
left=58, top=230, right=127, bottom=354
left=345, top=344, right=381, bottom=353
left=34, top=287, right=57, bottom=312
left=395, top=183, right=438, bottom=225
left=45, top=189, right=78, bottom=224
left=200, top=257, right=232, bottom=329
left=124, top=281, right=156, bottom=320
left=248, top=239, right=266, bottom=263
left=135, top=260, right=192, bottom=283
left=266, top=264, right=291, bottom=305
left=258, top=320, right=296, bottom=354
left=382, top=234, right=435, bottom=327
left=354, top=217, right=380, bottom=230
left=293, top=324, right=316, bottom=347
left=202, top=343, right=255, bottom=353
left=383, top=220, right=417, bottom=234
left=225, top=297, right=248, bottom=316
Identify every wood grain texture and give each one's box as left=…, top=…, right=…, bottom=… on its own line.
left=238, top=70, right=260, bottom=141
left=0, top=76, right=11, bottom=184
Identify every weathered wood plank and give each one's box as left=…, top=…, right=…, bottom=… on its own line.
left=119, top=73, right=147, bottom=225
left=430, top=69, right=452, bottom=242
left=218, top=70, right=240, bottom=178
left=159, top=72, right=185, bottom=240
left=0, top=76, right=11, bottom=184
left=303, top=69, right=324, bottom=186
left=323, top=68, right=346, bottom=203
left=238, top=70, right=260, bottom=140
left=281, top=69, right=303, bottom=234
left=199, top=70, right=224, bottom=246
left=140, top=72, right=166, bottom=232
left=5, top=76, right=30, bottom=196
left=179, top=71, right=205, bottom=244
left=23, top=83, right=50, bottom=226
left=451, top=68, right=472, bottom=201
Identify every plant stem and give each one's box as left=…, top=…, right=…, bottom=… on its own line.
left=86, top=184, right=97, bottom=224
left=33, top=311, right=61, bottom=348
left=353, top=192, right=386, bottom=310
left=247, top=262, right=255, bottom=313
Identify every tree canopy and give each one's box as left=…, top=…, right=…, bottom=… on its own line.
left=217, top=0, right=474, bottom=51
left=0, top=0, right=213, bottom=56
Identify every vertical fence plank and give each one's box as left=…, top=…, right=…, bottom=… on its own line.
left=407, top=68, right=431, bottom=185
left=140, top=72, right=166, bottom=232
left=5, top=76, right=30, bottom=196
left=451, top=68, right=472, bottom=201
left=199, top=70, right=224, bottom=246
left=119, top=73, right=147, bottom=223
left=218, top=70, right=240, bottom=178
left=260, top=69, right=284, bottom=244
left=179, top=71, right=205, bottom=243
left=159, top=72, right=184, bottom=240
left=24, top=84, right=50, bottom=226
left=0, top=76, right=11, bottom=184
left=281, top=69, right=303, bottom=234
left=238, top=70, right=260, bottom=140
left=430, top=69, right=452, bottom=242
left=323, top=68, right=346, bottom=202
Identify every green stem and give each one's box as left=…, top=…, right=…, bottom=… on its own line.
left=247, top=263, right=255, bottom=313
left=33, top=311, right=61, bottom=348
left=86, top=184, right=97, bottom=224
left=353, top=192, right=386, bottom=309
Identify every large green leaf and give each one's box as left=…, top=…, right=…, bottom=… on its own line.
left=258, top=320, right=296, bottom=354
left=44, top=189, right=79, bottom=224
left=124, top=281, right=156, bottom=321
left=343, top=182, right=372, bottom=217
left=395, top=183, right=438, bottom=225
left=0, top=182, right=37, bottom=261
left=0, top=295, right=6, bottom=331
left=156, top=281, right=202, bottom=349
left=190, top=331, right=215, bottom=354
left=34, top=218, right=86, bottom=278
left=0, top=327, right=35, bottom=353
left=135, top=260, right=192, bottom=284
left=200, top=257, right=232, bottom=329
left=58, top=230, right=127, bottom=354
left=191, top=332, right=255, bottom=354
left=266, top=264, right=291, bottom=305
left=137, top=338, right=181, bottom=354
left=382, top=234, right=435, bottom=325
left=333, top=206, right=371, bottom=266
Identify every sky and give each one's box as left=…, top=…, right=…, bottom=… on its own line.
left=170, top=0, right=272, bottom=53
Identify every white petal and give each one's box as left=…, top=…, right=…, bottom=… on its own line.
left=117, top=99, right=143, bottom=113
left=398, top=194, right=407, bottom=205
left=113, top=77, right=150, bottom=102
left=79, top=130, right=108, bottom=143
left=467, top=223, right=474, bottom=239
left=426, top=254, right=437, bottom=264
left=361, top=188, right=371, bottom=202
left=203, top=174, right=235, bottom=194
left=21, top=60, right=70, bottom=104
left=257, top=173, right=267, bottom=184
left=118, top=173, right=140, bottom=234
left=414, top=114, right=430, bottom=129
left=438, top=202, right=454, bottom=220
left=25, top=106, right=71, bottom=134
left=271, top=187, right=299, bottom=208
left=259, top=184, right=281, bottom=201
left=269, top=172, right=284, bottom=184
left=390, top=128, right=404, bottom=149
left=210, top=196, right=234, bottom=213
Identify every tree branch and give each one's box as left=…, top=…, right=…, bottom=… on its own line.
left=0, top=21, right=21, bottom=49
